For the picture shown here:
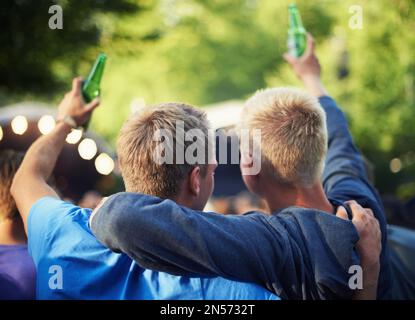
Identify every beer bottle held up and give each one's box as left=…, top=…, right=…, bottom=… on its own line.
left=287, top=3, right=307, bottom=57
left=82, top=53, right=107, bottom=130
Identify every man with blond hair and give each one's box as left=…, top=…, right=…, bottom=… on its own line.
left=10, top=80, right=279, bottom=299
left=90, top=34, right=391, bottom=299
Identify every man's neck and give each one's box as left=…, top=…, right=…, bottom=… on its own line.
left=264, top=181, right=334, bottom=214
left=0, top=217, right=27, bottom=245
left=174, top=196, right=200, bottom=211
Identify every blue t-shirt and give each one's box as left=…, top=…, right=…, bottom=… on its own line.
left=28, top=197, right=279, bottom=300
left=0, top=244, right=36, bottom=300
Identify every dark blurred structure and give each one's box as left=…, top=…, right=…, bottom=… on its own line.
left=212, top=129, right=246, bottom=198
left=360, top=155, right=415, bottom=230
left=337, top=50, right=349, bottom=80
left=210, top=128, right=268, bottom=215
left=383, top=195, right=415, bottom=231
left=388, top=225, right=415, bottom=299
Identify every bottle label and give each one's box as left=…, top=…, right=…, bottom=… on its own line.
left=287, top=32, right=306, bottom=57
left=287, top=37, right=298, bottom=57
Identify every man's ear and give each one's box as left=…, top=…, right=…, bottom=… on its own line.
left=189, top=166, right=201, bottom=196
left=240, top=155, right=261, bottom=195
left=242, top=170, right=260, bottom=194
left=240, top=150, right=260, bottom=177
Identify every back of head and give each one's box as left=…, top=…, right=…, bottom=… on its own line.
left=0, top=150, right=24, bottom=220
left=117, top=102, right=211, bottom=199
left=241, top=87, right=328, bottom=186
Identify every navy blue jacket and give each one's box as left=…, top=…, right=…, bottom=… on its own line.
left=91, top=96, right=392, bottom=299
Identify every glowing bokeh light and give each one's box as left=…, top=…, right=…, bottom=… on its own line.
left=11, top=116, right=28, bottom=135
left=66, top=129, right=83, bottom=144
left=390, top=158, right=402, bottom=173
left=130, top=97, right=146, bottom=114
left=95, top=153, right=115, bottom=175
left=78, top=138, right=97, bottom=160
left=0, top=126, right=3, bottom=141
left=38, top=115, right=56, bottom=135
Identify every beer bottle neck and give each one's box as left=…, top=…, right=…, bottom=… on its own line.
left=87, top=55, right=106, bottom=85
left=89, top=64, right=104, bottom=84
left=289, top=9, right=304, bottom=29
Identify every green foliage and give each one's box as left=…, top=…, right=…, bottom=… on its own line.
left=0, top=0, right=141, bottom=97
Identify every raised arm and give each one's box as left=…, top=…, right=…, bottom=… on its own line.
left=284, top=33, right=386, bottom=299
left=318, top=95, right=389, bottom=299
left=11, top=78, right=99, bottom=233
left=284, top=35, right=381, bottom=207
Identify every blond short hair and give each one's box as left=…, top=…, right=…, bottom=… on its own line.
left=0, top=150, right=24, bottom=220
left=241, top=87, right=327, bottom=186
left=117, top=102, right=210, bottom=199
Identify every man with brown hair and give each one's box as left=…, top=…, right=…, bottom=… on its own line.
left=117, top=103, right=214, bottom=209
left=0, top=150, right=35, bottom=300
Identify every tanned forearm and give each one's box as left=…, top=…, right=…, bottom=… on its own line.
left=302, top=75, right=328, bottom=98
left=11, top=77, right=100, bottom=234
left=20, top=122, right=71, bottom=182
left=284, top=34, right=329, bottom=98
left=11, top=122, right=71, bottom=233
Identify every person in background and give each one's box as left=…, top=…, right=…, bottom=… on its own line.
left=233, top=192, right=268, bottom=215
left=78, top=190, right=103, bottom=210
left=0, top=150, right=35, bottom=300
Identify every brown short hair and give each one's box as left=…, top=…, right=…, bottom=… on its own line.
left=241, top=87, right=328, bottom=186
left=0, top=150, right=24, bottom=220
left=117, top=102, right=211, bottom=199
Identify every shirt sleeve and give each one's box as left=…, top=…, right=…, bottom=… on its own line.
left=319, top=96, right=391, bottom=299
left=91, top=192, right=288, bottom=293
left=27, top=197, right=81, bottom=265
left=319, top=96, right=382, bottom=206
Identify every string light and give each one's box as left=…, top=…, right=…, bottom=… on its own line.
left=78, top=138, right=97, bottom=160
left=38, top=115, right=56, bottom=135
left=95, top=153, right=115, bottom=175
left=11, top=116, right=28, bottom=135
left=4, top=116, right=116, bottom=177
left=390, top=158, right=402, bottom=173
left=66, top=129, right=83, bottom=144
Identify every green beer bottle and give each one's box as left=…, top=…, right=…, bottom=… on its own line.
left=82, top=53, right=107, bottom=130
left=287, top=3, right=307, bottom=57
